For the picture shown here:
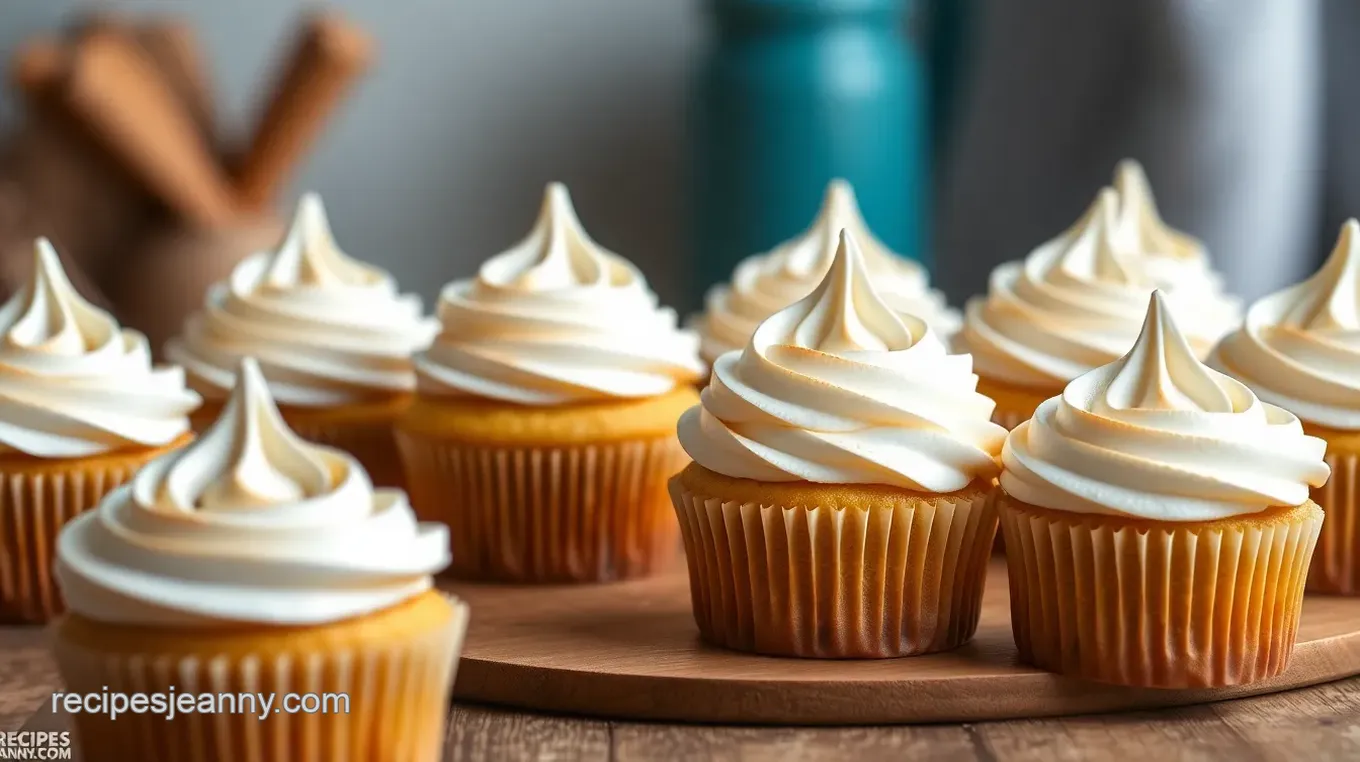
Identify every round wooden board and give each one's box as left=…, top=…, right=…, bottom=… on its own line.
left=440, top=558, right=1360, bottom=725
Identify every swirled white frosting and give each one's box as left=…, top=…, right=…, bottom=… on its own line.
left=0, top=239, right=199, bottom=457
left=416, top=183, right=703, bottom=404
left=1114, top=160, right=1242, bottom=323
left=1211, top=220, right=1360, bottom=429
left=166, top=194, right=438, bottom=407
left=678, top=229, right=1005, bottom=492
left=960, top=187, right=1237, bottom=389
left=1002, top=291, right=1329, bottom=521
left=695, top=180, right=960, bottom=365
left=54, top=358, right=450, bottom=626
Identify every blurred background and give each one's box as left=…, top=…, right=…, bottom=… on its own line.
left=0, top=0, right=1351, bottom=347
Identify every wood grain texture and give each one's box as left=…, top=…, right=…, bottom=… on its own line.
left=441, top=558, right=1360, bottom=724
left=17, top=681, right=1360, bottom=760
left=0, top=627, right=58, bottom=732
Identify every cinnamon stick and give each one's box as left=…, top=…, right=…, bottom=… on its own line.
left=63, top=29, right=236, bottom=227
left=135, top=19, right=215, bottom=145
left=233, top=12, right=373, bottom=211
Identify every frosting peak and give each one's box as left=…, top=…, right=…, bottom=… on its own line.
left=1100, top=292, right=1233, bottom=413
left=1211, top=220, right=1360, bottom=429
left=262, top=193, right=385, bottom=290
left=166, top=193, right=437, bottom=407
left=55, top=357, right=451, bottom=627
left=0, top=239, right=198, bottom=457
left=759, top=230, right=909, bottom=354
left=1047, top=188, right=1144, bottom=286
left=1113, top=159, right=1199, bottom=261
left=694, top=180, right=961, bottom=364
left=1002, top=292, right=1329, bottom=521
left=680, top=229, right=1005, bottom=492
left=416, top=183, right=702, bottom=404
left=483, top=183, right=608, bottom=291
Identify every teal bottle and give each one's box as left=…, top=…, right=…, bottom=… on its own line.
left=688, top=0, right=927, bottom=310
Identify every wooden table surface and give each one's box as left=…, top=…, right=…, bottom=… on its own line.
left=7, top=627, right=1360, bottom=761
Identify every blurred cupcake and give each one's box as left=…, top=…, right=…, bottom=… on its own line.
left=673, top=229, right=1006, bottom=658
left=399, top=183, right=703, bottom=582
left=693, top=179, right=959, bottom=367
left=960, top=183, right=1239, bottom=430
left=53, top=358, right=465, bottom=762
left=166, top=194, right=436, bottom=488
left=1000, top=291, right=1328, bottom=688
left=1212, top=220, right=1360, bottom=594
left=0, top=239, right=198, bottom=623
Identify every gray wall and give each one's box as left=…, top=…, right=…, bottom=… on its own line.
left=0, top=0, right=705, bottom=308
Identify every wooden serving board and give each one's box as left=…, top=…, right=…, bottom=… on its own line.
left=441, top=558, right=1360, bottom=725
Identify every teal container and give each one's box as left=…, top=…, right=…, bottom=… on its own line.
left=687, top=0, right=927, bottom=310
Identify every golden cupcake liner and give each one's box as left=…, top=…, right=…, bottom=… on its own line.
left=670, top=479, right=997, bottom=658
left=1308, top=443, right=1360, bottom=594
left=53, top=592, right=469, bottom=762
left=0, top=440, right=189, bottom=625
left=396, top=431, right=687, bottom=582
left=998, top=492, right=1323, bottom=688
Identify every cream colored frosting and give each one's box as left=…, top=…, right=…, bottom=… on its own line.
left=1002, top=291, right=1329, bottom=521
left=0, top=239, right=199, bottom=457
left=1113, top=159, right=1243, bottom=324
left=695, top=180, right=960, bottom=365
left=960, top=187, right=1237, bottom=389
left=166, top=194, right=437, bottom=407
left=55, top=357, right=450, bottom=627
left=679, top=229, right=1005, bottom=492
left=416, top=183, right=703, bottom=404
left=1211, top=220, right=1360, bottom=429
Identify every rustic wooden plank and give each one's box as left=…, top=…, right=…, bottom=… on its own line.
left=968, top=703, right=1263, bottom=762
left=611, top=723, right=978, bottom=761
left=445, top=704, right=610, bottom=762
left=1211, top=678, right=1360, bottom=760
left=0, top=626, right=59, bottom=732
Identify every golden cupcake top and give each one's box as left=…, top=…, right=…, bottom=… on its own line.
left=416, top=182, right=703, bottom=405
left=694, top=180, right=959, bottom=365
left=961, top=166, right=1241, bottom=390
left=1212, top=220, right=1360, bottom=429
left=0, top=238, right=199, bottom=457
left=166, top=193, right=438, bottom=407
left=1002, top=291, right=1329, bottom=521
left=678, top=228, right=1006, bottom=492
left=54, top=357, right=450, bottom=627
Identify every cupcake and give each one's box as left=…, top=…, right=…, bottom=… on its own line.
left=693, top=179, right=960, bottom=367
left=1000, top=291, right=1328, bottom=688
left=1212, top=220, right=1360, bottom=594
left=672, top=229, right=1007, bottom=658
left=166, top=193, right=437, bottom=488
left=0, top=238, right=198, bottom=623
left=53, top=358, right=466, bottom=762
left=960, top=177, right=1240, bottom=430
left=398, top=183, right=704, bottom=582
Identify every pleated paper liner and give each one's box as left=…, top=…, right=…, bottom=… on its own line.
left=670, top=465, right=998, bottom=658
left=1304, top=425, right=1360, bottom=594
left=397, top=430, right=688, bottom=583
left=53, top=591, right=468, bottom=762
left=998, top=492, right=1323, bottom=688
left=192, top=396, right=411, bottom=489
left=0, top=434, right=193, bottom=624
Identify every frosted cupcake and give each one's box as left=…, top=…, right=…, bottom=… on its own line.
left=1212, top=220, right=1360, bottom=594
left=0, top=239, right=198, bottom=623
left=960, top=184, right=1239, bottom=430
left=673, top=229, right=1006, bottom=658
left=399, top=183, right=703, bottom=582
left=53, top=358, right=466, bottom=762
left=166, top=194, right=436, bottom=488
left=693, top=179, right=959, bottom=367
left=1001, top=291, right=1328, bottom=688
